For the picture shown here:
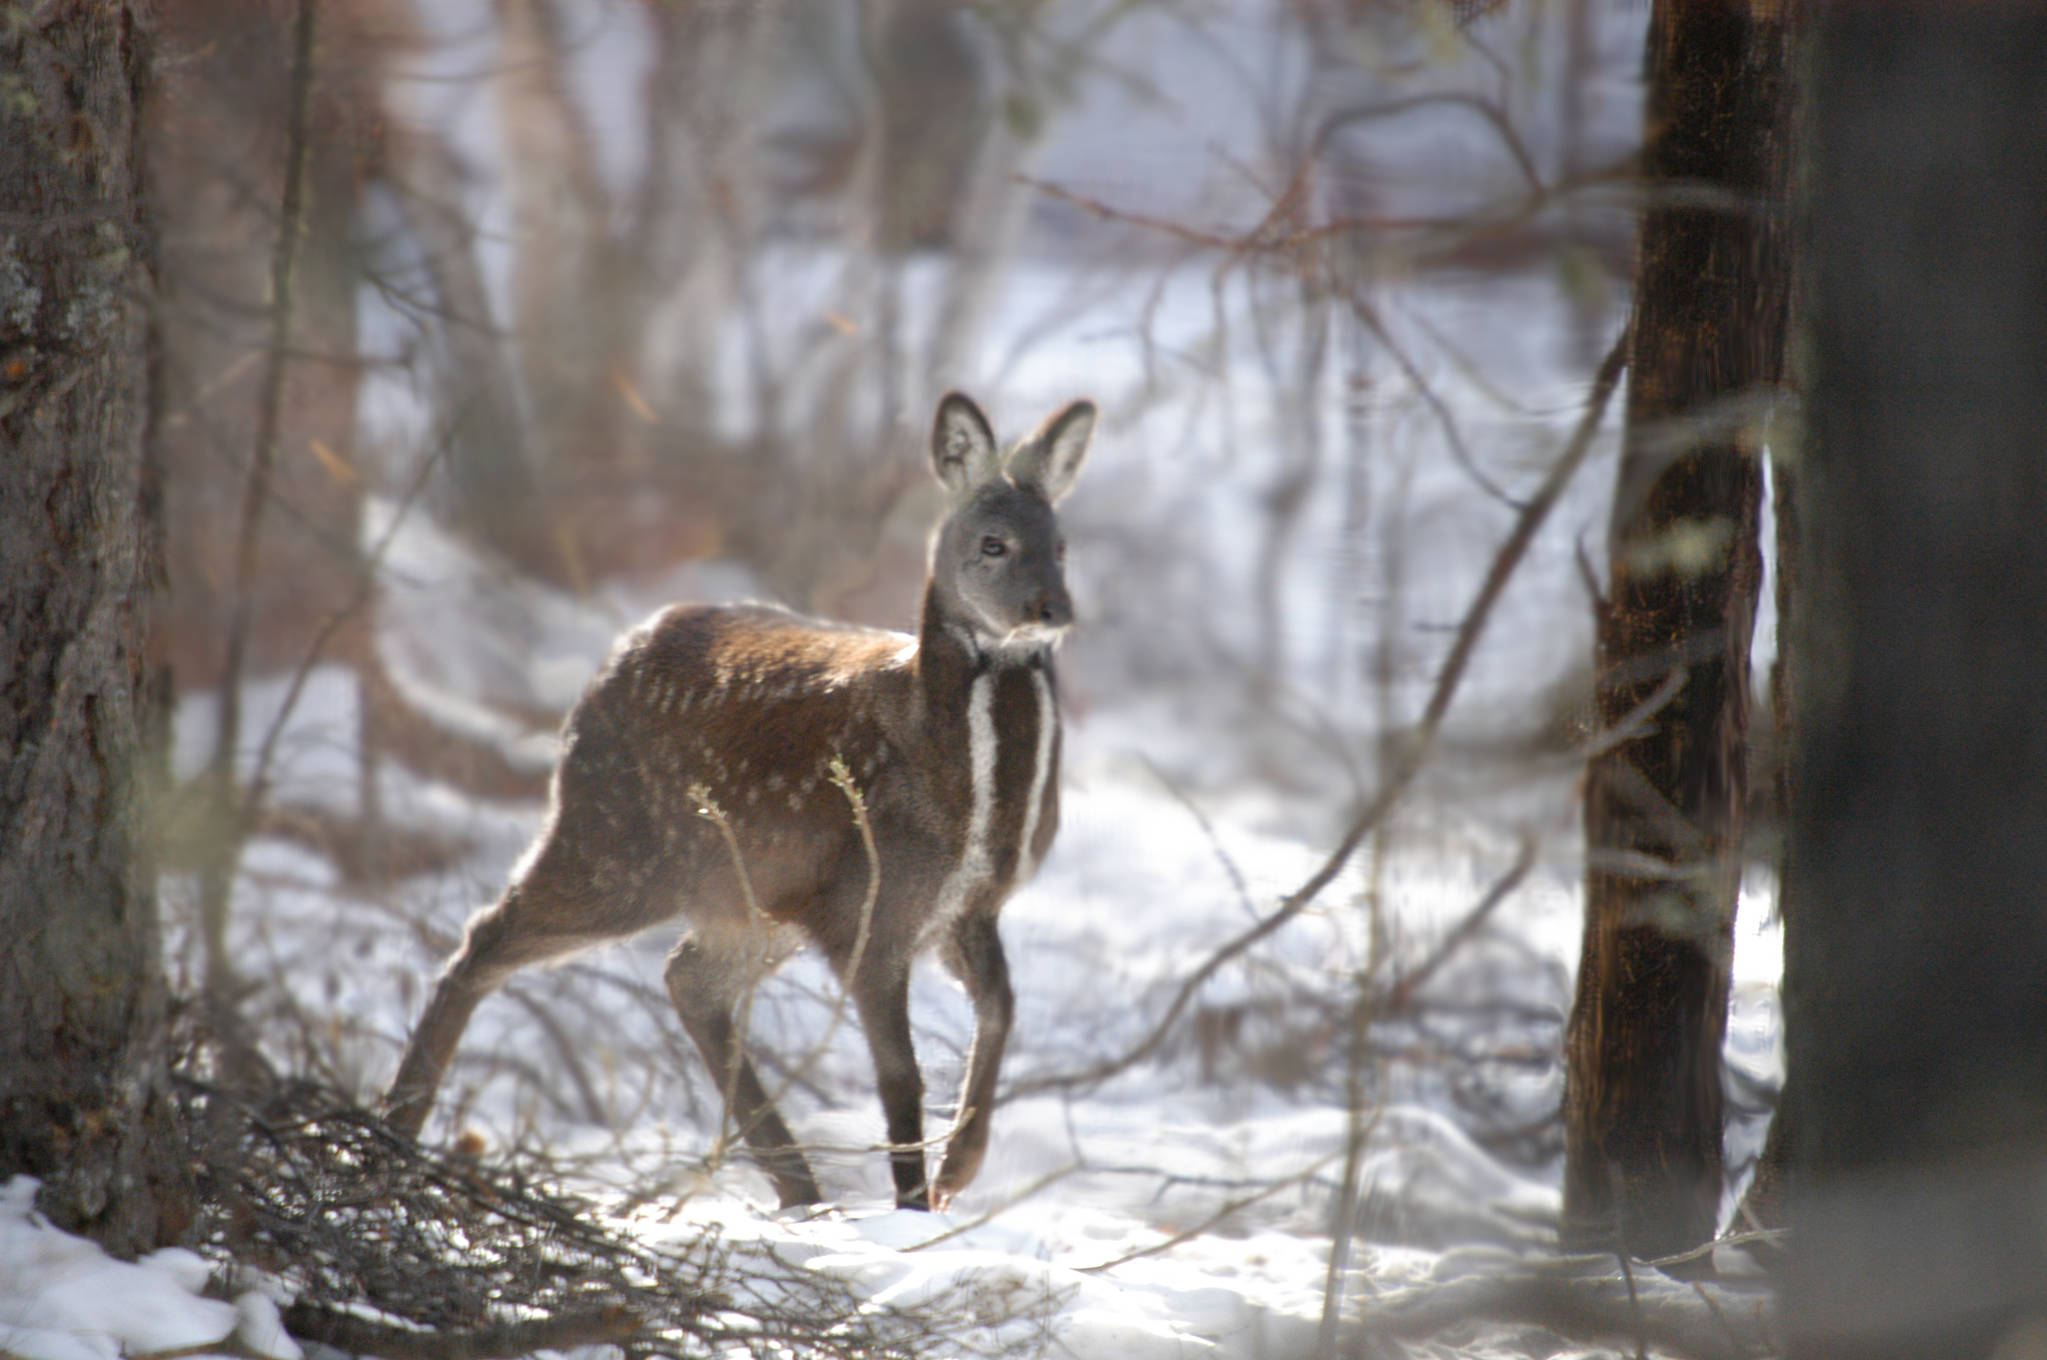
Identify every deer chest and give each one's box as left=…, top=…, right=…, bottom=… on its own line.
left=932, top=664, right=1060, bottom=922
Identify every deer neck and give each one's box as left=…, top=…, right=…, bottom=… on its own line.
left=913, top=582, right=1061, bottom=889
left=914, top=582, right=1053, bottom=702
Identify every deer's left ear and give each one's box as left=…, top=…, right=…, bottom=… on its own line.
left=931, top=392, right=1002, bottom=499
left=1007, top=399, right=1095, bottom=504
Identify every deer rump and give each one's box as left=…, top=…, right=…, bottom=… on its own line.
left=384, top=391, right=1095, bottom=1212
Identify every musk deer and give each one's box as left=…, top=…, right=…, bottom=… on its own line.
left=383, top=391, right=1096, bottom=1210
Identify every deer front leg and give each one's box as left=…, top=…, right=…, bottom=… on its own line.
left=849, top=960, right=931, bottom=1209
left=665, top=935, right=823, bottom=1209
left=933, top=908, right=1014, bottom=1209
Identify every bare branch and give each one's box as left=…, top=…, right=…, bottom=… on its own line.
left=1346, top=288, right=1517, bottom=508
left=241, top=424, right=448, bottom=822
left=1314, top=92, right=1544, bottom=196
left=1080, top=1154, right=1339, bottom=1274
left=1010, top=325, right=1628, bottom=1100
left=279, top=1304, right=641, bottom=1360
left=1384, top=835, right=1539, bottom=1013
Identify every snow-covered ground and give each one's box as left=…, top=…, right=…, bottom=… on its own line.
left=6, top=730, right=1782, bottom=1360
left=4, top=727, right=1781, bottom=1359
left=13, top=360, right=1784, bottom=1355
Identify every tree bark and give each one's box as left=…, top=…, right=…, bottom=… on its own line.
left=1561, top=0, right=1794, bottom=1258
left=0, top=0, right=190, bottom=1255
left=1783, top=8, right=2047, bottom=1356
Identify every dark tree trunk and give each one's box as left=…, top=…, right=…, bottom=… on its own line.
left=1561, top=0, right=1795, bottom=1257
left=0, top=1, right=190, bottom=1255
left=1783, top=8, right=2047, bottom=1356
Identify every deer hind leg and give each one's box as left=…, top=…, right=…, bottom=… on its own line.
left=664, top=933, right=823, bottom=1209
left=383, top=880, right=594, bottom=1138
left=932, top=907, right=1013, bottom=1208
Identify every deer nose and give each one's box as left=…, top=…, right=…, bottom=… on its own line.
left=1028, top=587, right=1073, bottom=629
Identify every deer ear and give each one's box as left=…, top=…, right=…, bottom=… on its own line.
left=1007, top=399, right=1095, bottom=504
left=931, top=392, right=1001, bottom=498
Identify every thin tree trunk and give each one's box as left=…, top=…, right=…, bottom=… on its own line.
left=1561, top=0, right=1794, bottom=1258
left=0, top=0, right=190, bottom=1256
left=495, top=0, right=611, bottom=514
left=379, top=122, right=540, bottom=569
left=198, top=0, right=320, bottom=1011
left=1783, top=9, right=2047, bottom=1356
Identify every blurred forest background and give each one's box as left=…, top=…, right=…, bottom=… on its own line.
left=153, top=0, right=1650, bottom=1119
left=5, top=0, right=1808, bottom=1354
left=14, top=0, right=2047, bottom=1354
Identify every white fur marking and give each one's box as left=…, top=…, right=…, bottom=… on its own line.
left=931, top=672, right=997, bottom=931
left=1015, top=668, right=1056, bottom=883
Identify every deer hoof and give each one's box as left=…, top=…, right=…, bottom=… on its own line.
left=934, top=1142, right=985, bottom=1203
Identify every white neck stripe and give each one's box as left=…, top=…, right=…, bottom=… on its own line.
left=1016, top=669, right=1056, bottom=883
left=932, top=672, right=997, bottom=925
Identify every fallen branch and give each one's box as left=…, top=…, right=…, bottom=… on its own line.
left=1355, top=1255, right=1774, bottom=1360
left=277, top=1305, right=641, bottom=1360
left=175, top=1076, right=945, bottom=1360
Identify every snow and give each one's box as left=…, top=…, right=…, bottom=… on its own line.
left=46, top=639, right=1783, bottom=1360
left=0, top=1179, right=294, bottom=1360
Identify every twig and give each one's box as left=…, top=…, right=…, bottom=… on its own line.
left=1618, top=1249, right=1648, bottom=1360
left=1015, top=171, right=1487, bottom=255
left=903, top=1162, right=1082, bottom=1253
left=1011, top=325, right=1629, bottom=1100
left=1319, top=838, right=1388, bottom=1355
left=1347, top=288, right=1517, bottom=508
left=827, top=754, right=882, bottom=998
left=1384, top=835, right=1538, bottom=1013
left=1578, top=664, right=1688, bottom=764
left=1081, top=1154, right=1338, bottom=1274
left=1645, top=1226, right=1788, bottom=1270
left=1014, top=173, right=1245, bottom=253
left=241, top=418, right=450, bottom=821
left=1137, top=755, right=1258, bottom=920
left=173, top=1076, right=948, bottom=1360
left=278, top=1304, right=641, bottom=1360
left=1315, top=92, right=1544, bottom=196
left=1322, top=845, right=1535, bottom=1348
left=505, top=989, right=608, bottom=1128
left=1690, top=1278, right=1746, bottom=1360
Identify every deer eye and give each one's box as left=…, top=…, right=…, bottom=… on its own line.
left=980, top=536, right=1008, bottom=558
left=1055, top=539, right=1067, bottom=563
